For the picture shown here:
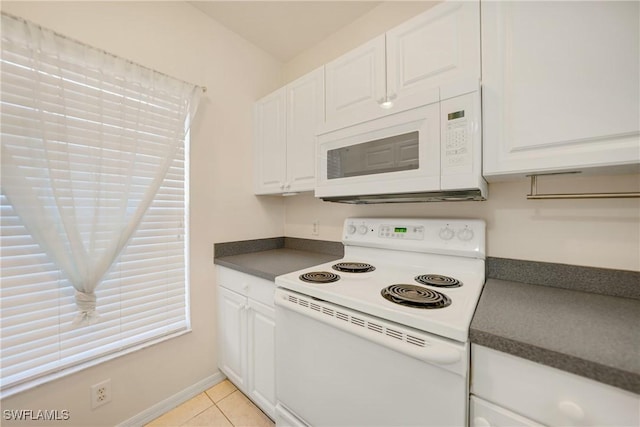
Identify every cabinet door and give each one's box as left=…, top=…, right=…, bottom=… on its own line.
left=482, top=1, right=640, bottom=179
left=286, top=67, right=324, bottom=193
left=386, top=0, right=480, bottom=109
left=253, top=87, right=287, bottom=194
left=247, top=299, right=276, bottom=419
left=217, top=286, right=247, bottom=388
left=324, top=35, right=386, bottom=131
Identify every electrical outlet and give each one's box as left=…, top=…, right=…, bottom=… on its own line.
left=312, top=220, right=320, bottom=236
left=91, top=379, right=112, bottom=409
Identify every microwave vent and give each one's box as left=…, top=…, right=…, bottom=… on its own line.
left=320, top=190, right=485, bottom=204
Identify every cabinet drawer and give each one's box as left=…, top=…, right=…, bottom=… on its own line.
left=216, top=266, right=275, bottom=307
left=471, top=345, right=639, bottom=426
left=470, top=396, right=542, bottom=427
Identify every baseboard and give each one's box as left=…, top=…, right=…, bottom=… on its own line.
left=116, top=371, right=226, bottom=427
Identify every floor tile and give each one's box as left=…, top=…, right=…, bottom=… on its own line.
left=205, top=379, right=237, bottom=403
left=217, top=390, right=274, bottom=427
left=146, top=393, right=213, bottom=427
left=181, top=405, right=233, bottom=427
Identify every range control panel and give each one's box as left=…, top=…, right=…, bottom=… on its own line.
left=343, top=217, right=486, bottom=259
left=378, top=225, right=424, bottom=240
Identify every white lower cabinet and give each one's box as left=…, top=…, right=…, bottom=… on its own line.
left=246, top=298, right=275, bottom=416
left=470, top=396, right=543, bottom=427
left=216, top=266, right=276, bottom=419
left=471, top=344, right=640, bottom=427
left=218, top=286, right=247, bottom=390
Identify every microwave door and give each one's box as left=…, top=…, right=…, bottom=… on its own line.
left=316, top=103, right=440, bottom=199
left=327, top=131, right=419, bottom=179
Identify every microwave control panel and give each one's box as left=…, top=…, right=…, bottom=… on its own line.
left=444, top=109, right=471, bottom=167
left=441, top=91, right=478, bottom=171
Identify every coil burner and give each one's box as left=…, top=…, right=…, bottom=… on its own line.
left=332, top=262, right=376, bottom=273
left=299, top=271, right=340, bottom=284
left=414, top=274, right=462, bottom=288
left=381, top=284, right=451, bottom=309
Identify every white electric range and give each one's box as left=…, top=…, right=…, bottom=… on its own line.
left=274, top=217, right=486, bottom=427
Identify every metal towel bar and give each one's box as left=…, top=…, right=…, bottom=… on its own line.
left=526, top=174, right=640, bottom=200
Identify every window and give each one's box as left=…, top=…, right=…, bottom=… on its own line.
left=0, top=13, right=200, bottom=395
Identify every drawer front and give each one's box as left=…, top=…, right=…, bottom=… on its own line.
left=470, top=396, right=543, bottom=427
left=471, top=345, right=639, bottom=426
left=216, top=266, right=275, bottom=307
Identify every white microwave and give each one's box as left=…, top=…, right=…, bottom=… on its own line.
left=315, top=90, right=487, bottom=203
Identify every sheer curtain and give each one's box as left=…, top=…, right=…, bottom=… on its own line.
left=1, top=13, right=201, bottom=325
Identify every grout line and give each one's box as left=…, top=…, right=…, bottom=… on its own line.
left=215, top=401, right=236, bottom=427
left=178, top=386, right=273, bottom=427
left=214, top=390, right=238, bottom=427
left=179, top=393, right=215, bottom=426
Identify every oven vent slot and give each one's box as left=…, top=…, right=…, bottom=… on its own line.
left=406, top=335, right=427, bottom=347
left=386, top=328, right=403, bottom=340
left=284, top=292, right=434, bottom=351
left=367, top=322, right=383, bottom=333
left=351, top=317, right=365, bottom=327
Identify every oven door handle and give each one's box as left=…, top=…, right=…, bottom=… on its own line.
left=420, top=346, right=461, bottom=365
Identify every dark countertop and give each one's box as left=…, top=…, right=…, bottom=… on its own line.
left=214, top=248, right=342, bottom=281
left=470, top=278, right=640, bottom=394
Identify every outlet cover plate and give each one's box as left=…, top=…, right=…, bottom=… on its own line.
left=91, top=379, right=112, bottom=409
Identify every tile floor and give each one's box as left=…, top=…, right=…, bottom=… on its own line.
left=145, top=380, right=274, bottom=427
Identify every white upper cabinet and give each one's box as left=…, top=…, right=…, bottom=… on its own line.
left=324, top=35, right=387, bottom=130
left=324, top=1, right=480, bottom=132
left=286, top=67, right=325, bottom=193
left=386, top=0, right=480, bottom=108
left=482, top=1, right=640, bottom=179
left=253, top=88, right=286, bottom=194
left=254, top=67, right=324, bottom=195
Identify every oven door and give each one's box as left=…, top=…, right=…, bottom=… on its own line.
left=315, top=103, right=440, bottom=199
left=275, top=288, right=468, bottom=427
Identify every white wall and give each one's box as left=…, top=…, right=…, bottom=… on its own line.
left=285, top=175, right=640, bottom=271
left=282, top=3, right=640, bottom=272
left=0, top=1, right=283, bottom=425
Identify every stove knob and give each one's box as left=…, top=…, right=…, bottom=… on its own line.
left=347, top=224, right=357, bottom=235
left=457, top=227, right=474, bottom=241
left=439, top=227, right=454, bottom=240
left=358, top=225, right=368, bottom=235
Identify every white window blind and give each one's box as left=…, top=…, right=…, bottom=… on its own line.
left=0, top=13, right=200, bottom=394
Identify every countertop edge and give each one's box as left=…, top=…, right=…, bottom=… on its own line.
left=214, top=258, right=276, bottom=281
left=469, top=329, right=640, bottom=395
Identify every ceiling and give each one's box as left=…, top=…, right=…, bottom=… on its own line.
left=189, top=1, right=382, bottom=62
